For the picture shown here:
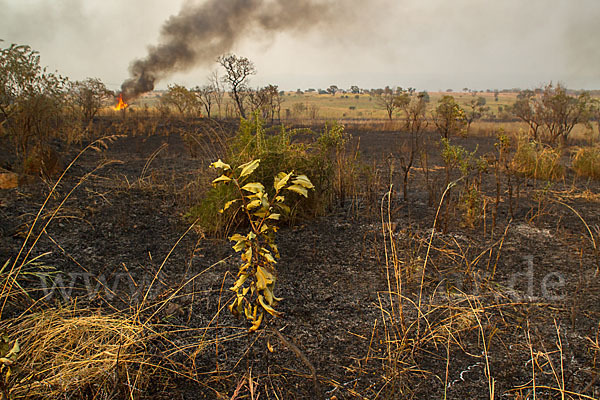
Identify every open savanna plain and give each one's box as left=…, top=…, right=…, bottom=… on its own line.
left=1, top=106, right=600, bottom=399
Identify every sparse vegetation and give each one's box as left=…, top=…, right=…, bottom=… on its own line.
left=0, top=42, right=68, bottom=164
left=1, top=44, right=600, bottom=399
left=433, top=95, right=467, bottom=138
left=512, top=137, right=565, bottom=180
left=511, top=83, right=593, bottom=145
left=572, top=145, right=600, bottom=179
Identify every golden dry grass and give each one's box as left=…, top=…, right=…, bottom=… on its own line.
left=6, top=307, right=149, bottom=398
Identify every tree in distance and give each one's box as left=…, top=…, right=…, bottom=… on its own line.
left=218, top=54, right=256, bottom=119
left=432, top=95, right=467, bottom=138
left=375, top=86, right=402, bottom=121
left=465, top=96, right=488, bottom=133
left=397, top=90, right=428, bottom=200
left=193, top=84, right=216, bottom=119
left=160, top=84, right=198, bottom=116
left=68, top=78, right=113, bottom=125
left=511, top=83, right=593, bottom=145
left=327, top=85, right=339, bottom=96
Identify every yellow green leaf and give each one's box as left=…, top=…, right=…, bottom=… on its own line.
left=274, top=171, right=293, bottom=191
left=210, top=159, right=231, bottom=170
left=272, top=294, right=284, bottom=302
left=238, top=159, right=260, bottom=178
left=258, top=295, right=281, bottom=317
left=242, top=247, right=252, bottom=262
left=262, top=251, right=276, bottom=264
left=256, top=268, right=268, bottom=290
left=241, top=182, right=265, bottom=194
left=286, top=184, right=308, bottom=197
left=267, top=213, right=280, bottom=220
left=292, top=174, right=314, bottom=189
left=277, top=204, right=291, bottom=214
left=220, top=199, right=239, bottom=213
left=264, top=286, right=274, bottom=304
left=275, top=196, right=285, bottom=203
left=233, top=241, right=246, bottom=252
left=253, top=210, right=269, bottom=218
left=249, top=312, right=264, bottom=332
left=257, top=266, right=274, bottom=289
left=229, top=234, right=245, bottom=242
left=212, top=175, right=232, bottom=184
left=230, top=273, right=249, bottom=291
left=246, top=199, right=261, bottom=209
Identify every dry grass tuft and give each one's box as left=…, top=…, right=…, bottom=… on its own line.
left=572, top=146, right=600, bottom=180
left=511, top=139, right=564, bottom=181
left=6, top=307, right=149, bottom=399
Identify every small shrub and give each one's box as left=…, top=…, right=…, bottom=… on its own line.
left=188, top=116, right=338, bottom=236
left=511, top=138, right=564, bottom=180
left=572, top=146, right=600, bottom=179
left=210, top=159, right=314, bottom=330
left=459, top=185, right=483, bottom=228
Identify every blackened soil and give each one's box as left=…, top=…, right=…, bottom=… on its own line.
left=1, top=118, right=599, bottom=399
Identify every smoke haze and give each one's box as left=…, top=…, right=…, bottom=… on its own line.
left=121, top=0, right=352, bottom=100
left=1, top=0, right=599, bottom=91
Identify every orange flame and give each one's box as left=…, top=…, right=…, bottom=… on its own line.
left=113, top=94, right=128, bottom=111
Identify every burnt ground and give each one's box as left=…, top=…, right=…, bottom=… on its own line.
left=1, top=117, right=600, bottom=399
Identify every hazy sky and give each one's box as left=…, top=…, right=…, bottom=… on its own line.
left=1, top=0, right=599, bottom=92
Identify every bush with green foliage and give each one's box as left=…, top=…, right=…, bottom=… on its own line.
left=433, top=95, right=467, bottom=138
left=440, top=138, right=487, bottom=228
left=511, top=83, right=593, bottom=145
left=0, top=42, right=68, bottom=161
left=187, top=116, right=350, bottom=236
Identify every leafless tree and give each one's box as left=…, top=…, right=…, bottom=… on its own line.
left=193, top=85, right=215, bottom=118
left=217, top=54, right=256, bottom=119
left=208, top=70, right=224, bottom=118
left=397, top=90, right=428, bottom=200
left=263, top=84, right=281, bottom=123
left=247, top=87, right=270, bottom=118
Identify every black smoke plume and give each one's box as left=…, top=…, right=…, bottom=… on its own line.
left=120, top=0, right=341, bottom=100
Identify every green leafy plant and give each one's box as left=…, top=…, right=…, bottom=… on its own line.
left=440, top=138, right=478, bottom=185
left=210, top=158, right=314, bottom=331
left=459, top=185, right=483, bottom=228
left=188, top=116, right=337, bottom=236
left=432, top=95, right=467, bottom=138
left=0, top=42, right=68, bottom=162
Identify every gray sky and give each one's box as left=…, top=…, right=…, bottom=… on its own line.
left=1, top=0, right=599, bottom=92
